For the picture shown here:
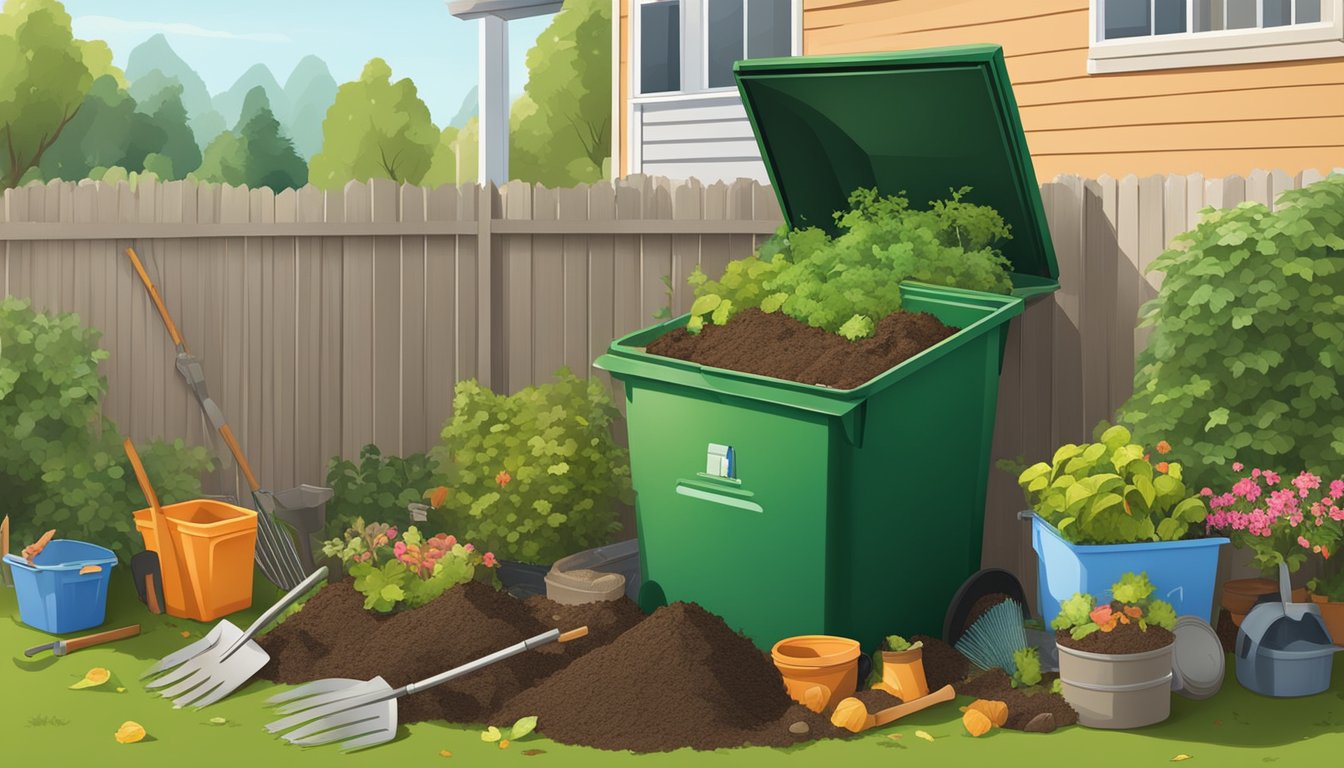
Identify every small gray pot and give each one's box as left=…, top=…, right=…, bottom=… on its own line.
left=1057, top=640, right=1174, bottom=729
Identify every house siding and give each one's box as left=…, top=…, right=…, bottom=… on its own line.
left=618, top=0, right=1344, bottom=180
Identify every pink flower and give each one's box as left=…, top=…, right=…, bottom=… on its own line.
left=1233, top=462, right=1244, bottom=472
left=482, top=552, right=498, bottom=568
left=1201, top=487, right=1213, bottom=497
left=1233, top=477, right=1262, bottom=502
left=1263, top=471, right=1280, bottom=485
left=464, top=543, right=475, bottom=552
left=1331, top=480, right=1344, bottom=499
left=1298, top=536, right=1311, bottom=549
left=1292, top=471, right=1322, bottom=495
left=393, top=541, right=407, bottom=557
left=1253, top=468, right=1262, bottom=478
left=386, top=527, right=398, bottom=540
left=445, top=535, right=457, bottom=548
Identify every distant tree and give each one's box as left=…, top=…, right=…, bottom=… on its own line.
left=141, top=152, right=173, bottom=179
left=420, top=126, right=460, bottom=187
left=309, top=58, right=438, bottom=188
left=509, top=0, right=611, bottom=186
left=138, top=83, right=201, bottom=180
left=38, top=75, right=136, bottom=180
left=0, top=0, right=116, bottom=188
left=194, top=130, right=247, bottom=186
left=194, top=87, right=305, bottom=191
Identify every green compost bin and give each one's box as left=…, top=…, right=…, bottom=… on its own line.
left=593, top=45, right=1058, bottom=651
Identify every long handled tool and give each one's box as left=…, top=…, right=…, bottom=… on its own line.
left=266, top=626, right=591, bottom=751
left=142, top=565, right=328, bottom=709
left=125, top=437, right=189, bottom=619
left=1, top=515, right=12, bottom=587
left=124, top=245, right=311, bottom=589
left=829, top=684, right=957, bottom=734
left=25, top=625, right=141, bottom=658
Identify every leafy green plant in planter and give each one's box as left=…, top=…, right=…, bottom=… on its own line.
left=1051, top=572, right=1177, bottom=641
left=432, top=368, right=633, bottom=565
left=0, top=298, right=212, bottom=559
left=685, top=187, right=1014, bottom=338
left=1119, top=174, right=1344, bottom=492
left=321, top=518, right=496, bottom=612
left=325, top=444, right=444, bottom=537
left=1017, top=423, right=1207, bottom=544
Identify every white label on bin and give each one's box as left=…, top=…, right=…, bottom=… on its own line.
left=706, top=444, right=733, bottom=478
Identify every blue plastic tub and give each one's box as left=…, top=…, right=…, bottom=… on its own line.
left=3, top=540, right=118, bottom=633
left=1030, top=514, right=1227, bottom=625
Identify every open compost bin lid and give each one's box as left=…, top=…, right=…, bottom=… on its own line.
left=734, top=44, right=1060, bottom=300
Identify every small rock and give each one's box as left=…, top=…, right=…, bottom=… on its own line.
left=1024, top=712, right=1056, bottom=734
left=789, top=721, right=810, bottom=735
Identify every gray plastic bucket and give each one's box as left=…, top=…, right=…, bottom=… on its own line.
left=1235, top=601, right=1341, bottom=697
left=1057, top=641, right=1174, bottom=729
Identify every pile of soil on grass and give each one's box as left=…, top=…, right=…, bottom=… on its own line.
left=645, top=307, right=958, bottom=390
left=524, top=592, right=646, bottom=650
left=498, top=602, right=844, bottom=752
left=957, top=668, right=1079, bottom=731
left=1055, top=622, right=1175, bottom=655
left=257, top=579, right=638, bottom=724
left=912, top=635, right=969, bottom=692
left=1216, top=609, right=1238, bottom=654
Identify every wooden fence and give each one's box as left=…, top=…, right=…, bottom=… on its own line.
left=2, top=169, right=1339, bottom=596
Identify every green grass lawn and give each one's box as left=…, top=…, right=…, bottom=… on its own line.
left=4, top=569, right=1343, bottom=767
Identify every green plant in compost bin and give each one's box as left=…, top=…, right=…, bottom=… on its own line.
left=325, top=445, right=445, bottom=538
left=1011, top=646, right=1042, bottom=688
left=0, top=298, right=213, bottom=560
left=685, top=187, right=1013, bottom=338
left=1119, top=174, right=1344, bottom=493
left=1050, top=572, right=1177, bottom=641
left=432, top=368, right=633, bottom=565
left=1017, top=422, right=1208, bottom=544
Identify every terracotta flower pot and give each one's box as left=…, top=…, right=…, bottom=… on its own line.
left=1310, top=594, right=1344, bottom=647
left=1222, top=578, right=1307, bottom=627
left=876, top=646, right=929, bottom=701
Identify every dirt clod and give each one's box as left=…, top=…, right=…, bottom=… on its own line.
left=1024, top=712, right=1057, bottom=733
left=956, top=669, right=1078, bottom=731
left=646, top=307, right=959, bottom=390
left=789, top=721, right=810, bottom=735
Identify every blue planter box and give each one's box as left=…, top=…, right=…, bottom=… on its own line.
left=1030, top=514, right=1227, bottom=625
left=4, top=540, right=118, bottom=634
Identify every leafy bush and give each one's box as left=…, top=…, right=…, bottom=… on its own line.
left=1017, top=423, right=1207, bottom=544
left=685, top=187, right=1013, bottom=338
left=0, top=299, right=212, bottom=559
left=1051, top=572, right=1178, bottom=641
left=1120, top=174, right=1344, bottom=492
left=321, top=517, right=495, bottom=612
left=432, top=368, right=633, bottom=565
left=1011, top=646, right=1042, bottom=688
left=1204, top=463, right=1342, bottom=574
left=325, top=444, right=443, bottom=537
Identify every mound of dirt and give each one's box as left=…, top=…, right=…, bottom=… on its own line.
left=957, top=668, right=1079, bottom=731
left=498, top=602, right=844, bottom=752
left=912, top=635, right=970, bottom=692
left=257, top=579, right=639, bottom=724
left=646, top=307, right=958, bottom=390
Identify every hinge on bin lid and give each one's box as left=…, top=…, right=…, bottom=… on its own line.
left=706, top=444, right=735, bottom=478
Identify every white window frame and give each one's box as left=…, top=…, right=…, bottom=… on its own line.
left=1088, top=0, right=1344, bottom=73
left=702, top=0, right=798, bottom=92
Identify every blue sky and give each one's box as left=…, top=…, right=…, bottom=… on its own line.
left=65, top=0, right=554, bottom=126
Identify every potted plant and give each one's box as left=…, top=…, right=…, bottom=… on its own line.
left=873, top=635, right=928, bottom=700
left=432, top=368, right=633, bottom=595
left=1016, top=422, right=1226, bottom=624
left=1051, top=572, right=1178, bottom=729
left=1203, top=464, right=1344, bottom=628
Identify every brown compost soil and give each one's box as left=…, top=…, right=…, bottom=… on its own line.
left=912, top=635, right=970, bottom=692
left=957, top=668, right=1079, bottom=731
left=645, top=307, right=958, bottom=390
left=1055, top=621, right=1176, bottom=655
left=1216, top=609, right=1238, bottom=655
left=497, top=602, right=845, bottom=752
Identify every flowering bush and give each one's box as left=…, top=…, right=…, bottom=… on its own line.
left=321, top=518, right=496, bottom=612
left=1017, top=423, right=1207, bottom=544
left=1203, top=463, right=1343, bottom=574
left=1051, top=572, right=1178, bottom=641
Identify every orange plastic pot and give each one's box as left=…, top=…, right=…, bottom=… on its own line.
left=1223, top=578, right=1306, bottom=627
left=134, top=499, right=257, bottom=621
left=771, top=635, right=862, bottom=713
left=877, top=647, right=929, bottom=701
left=1310, top=594, right=1344, bottom=646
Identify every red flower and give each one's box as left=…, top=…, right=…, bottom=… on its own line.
left=428, top=485, right=449, bottom=509
left=1156, top=462, right=1170, bottom=474
left=482, top=552, right=498, bottom=568
left=496, top=470, right=512, bottom=487
left=1156, top=440, right=1171, bottom=455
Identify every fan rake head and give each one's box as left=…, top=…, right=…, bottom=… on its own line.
left=954, top=599, right=1028, bottom=674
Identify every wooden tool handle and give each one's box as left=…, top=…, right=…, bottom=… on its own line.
left=869, top=684, right=957, bottom=729
left=124, top=247, right=186, bottom=350
left=558, top=626, right=589, bottom=643
left=145, top=573, right=162, bottom=614
left=218, top=424, right=261, bottom=492
left=64, top=625, right=141, bottom=653
left=123, top=438, right=182, bottom=600
left=124, top=439, right=162, bottom=510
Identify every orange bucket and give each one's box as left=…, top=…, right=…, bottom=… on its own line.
left=134, top=499, right=257, bottom=621
left=771, top=635, right=862, bottom=713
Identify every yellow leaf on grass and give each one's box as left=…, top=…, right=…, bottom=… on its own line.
left=71, top=667, right=111, bottom=689
left=115, top=687, right=126, bottom=693
left=886, top=734, right=902, bottom=741
left=115, top=721, right=146, bottom=744
left=1172, top=756, right=1192, bottom=762
left=180, top=631, right=191, bottom=638
left=439, top=750, right=453, bottom=757
left=208, top=717, right=227, bottom=725
left=481, top=726, right=502, bottom=742
left=915, top=730, right=934, bottom=742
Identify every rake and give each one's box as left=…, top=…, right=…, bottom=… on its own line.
left=954, top=599, right=1029, bottom=673
left=266, top=626, right=590, bottom=751
left=124, top=244, right=315, bottom=589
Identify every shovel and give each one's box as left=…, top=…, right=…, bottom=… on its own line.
left=829, top=684, right=957, bottom=734
left=125, top=438, right=185, bottom=620
left=141, top=564, right=328, bottom=709
left=266, top=626, right=590, bottom=751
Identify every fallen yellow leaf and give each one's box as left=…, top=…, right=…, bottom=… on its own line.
left=115, top=687, right=126, bottom=693
left=208, top=717, right=227, bottom=725
left=71, top=667, right=111, bottom=689
left=915, top=730, right=934, bottom=742
left=1172, top=756, right=1192, bottom=762
left=180, top=631, right=191, bottom=638
left=499, top=739, right=511, bottom=750
left=886, top=733, right=902, bottom=740
left=439, top=749, right=453, bottom=757
left=115, top=721, right=146, bottom=744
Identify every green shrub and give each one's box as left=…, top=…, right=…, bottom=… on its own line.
left=320, top=518, right=494, bottom=612
left=325, top=444, right=443, bottom=537
left=0, top=298, right=212, bottom=559
left=1120, top=174, right=1344, bottom=491
left=1011, top=646, right=1042, bottom=688
left=1051, top=572, right=1178, bottom=641
left=686, top=187, right=1013, bottom=337
left=432, top=368, right=633, bottom=565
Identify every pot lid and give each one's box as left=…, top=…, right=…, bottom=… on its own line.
left=1171, top=616, right=1224, bottom=699
left=734, top=45, right=1060, bottom=300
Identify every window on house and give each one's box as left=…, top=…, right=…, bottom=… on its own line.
left=641, top=0, right=681, bottom=94
left=706, top=0, right=794, bottom=88
left=1100, top=0, right=1324, bottom=38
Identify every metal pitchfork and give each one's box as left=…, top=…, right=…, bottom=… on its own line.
left=265, top=626, right=590, bottom=751
left=142, top=566, right=329, bottom=709
left=124, top=245, right=323, bottom=589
